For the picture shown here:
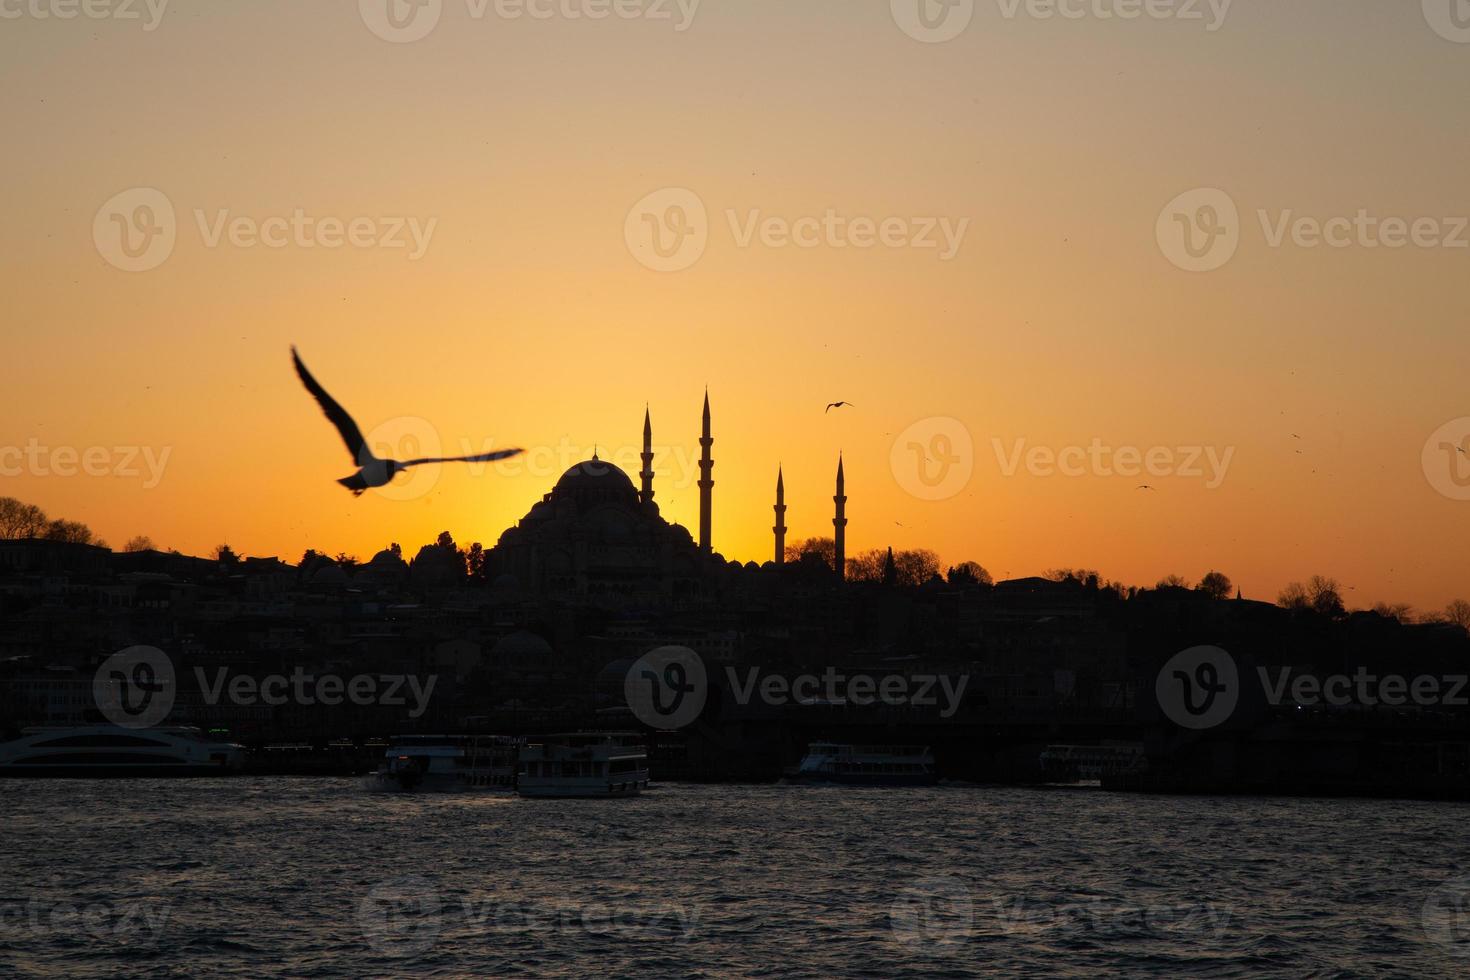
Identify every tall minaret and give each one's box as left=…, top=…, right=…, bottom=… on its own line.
left=833, top=453, right=847, bottom=581
left=640, top=405, right=655, bottom=506
left=698, top=390, right=713, bottom=555
left=773, top=466, right=787, bottom=565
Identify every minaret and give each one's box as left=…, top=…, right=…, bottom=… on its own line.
left=773, top=466, right=787, bottom=565
left=698, top=390, right=713, bottom=555
left=833, top=453, right=847, bottom=581
left=640, top=405, right=655, bottom=506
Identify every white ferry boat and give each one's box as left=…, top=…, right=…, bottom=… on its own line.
left=785, top=742, right=938, bottom=786
left=0, top=725, right=245, bottom=777
left=373, top=734, right=521, bottom=792
left=517, top=732, right=649, bottom=798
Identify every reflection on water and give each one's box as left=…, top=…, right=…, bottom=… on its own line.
left=2, top=779, right=1469, bottom=977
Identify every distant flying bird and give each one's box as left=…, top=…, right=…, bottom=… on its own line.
left=825, top=401, right=854, bottom=413
left=1136, top=485, right=1155, bottom=491
left=291, top=346, right=523, bottom=496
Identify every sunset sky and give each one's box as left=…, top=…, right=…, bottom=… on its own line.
left=4, top=1, right=1469, bottom=611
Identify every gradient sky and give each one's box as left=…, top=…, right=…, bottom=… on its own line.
left=4, top=1, right=1469, bottom=611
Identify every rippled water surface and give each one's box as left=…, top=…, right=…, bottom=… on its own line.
left=4, top=779, right=1470, bottom=977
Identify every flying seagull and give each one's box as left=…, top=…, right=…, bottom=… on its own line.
left=1136, top=485, right=1155, bottom=491
left=291, top=346, right=523, bottom=496
left=825, top=401, right=855, bottom=413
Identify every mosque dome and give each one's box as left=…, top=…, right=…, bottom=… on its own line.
left=550, top=457, right=639, bottom=508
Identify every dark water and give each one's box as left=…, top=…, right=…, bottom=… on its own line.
left=3, top=780, right=1470, bottom=977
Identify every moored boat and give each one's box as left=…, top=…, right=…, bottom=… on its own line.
left=784, top=742, right=938, bottom=786
left=0, top=725, right=246, bottom=777
left=373, top=734, right=521, bottom=792
left=516, top=732, right=649, bottom=798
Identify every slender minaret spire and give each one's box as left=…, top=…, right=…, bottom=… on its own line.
left=833, top=453, right=847, bottom=581
left=773, top=466, right=787, bottom=565
left=640, top=405, right=655, bottom=505
left=698, top=390, right=713, bottom=554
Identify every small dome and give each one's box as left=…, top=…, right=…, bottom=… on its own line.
left=491, top=630, right=553, bottom=661
left=311, top=564, right=348, bottom=587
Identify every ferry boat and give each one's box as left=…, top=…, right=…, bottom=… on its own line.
left=1039, top=743, right=1143, bottom=784
left=373, top=734, right=521, bottom=792
left=784, top=742, right=938, bottom=786
left=517, top=732, right=649, bottom=798
left=0, top=725, right=245, bottom=777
